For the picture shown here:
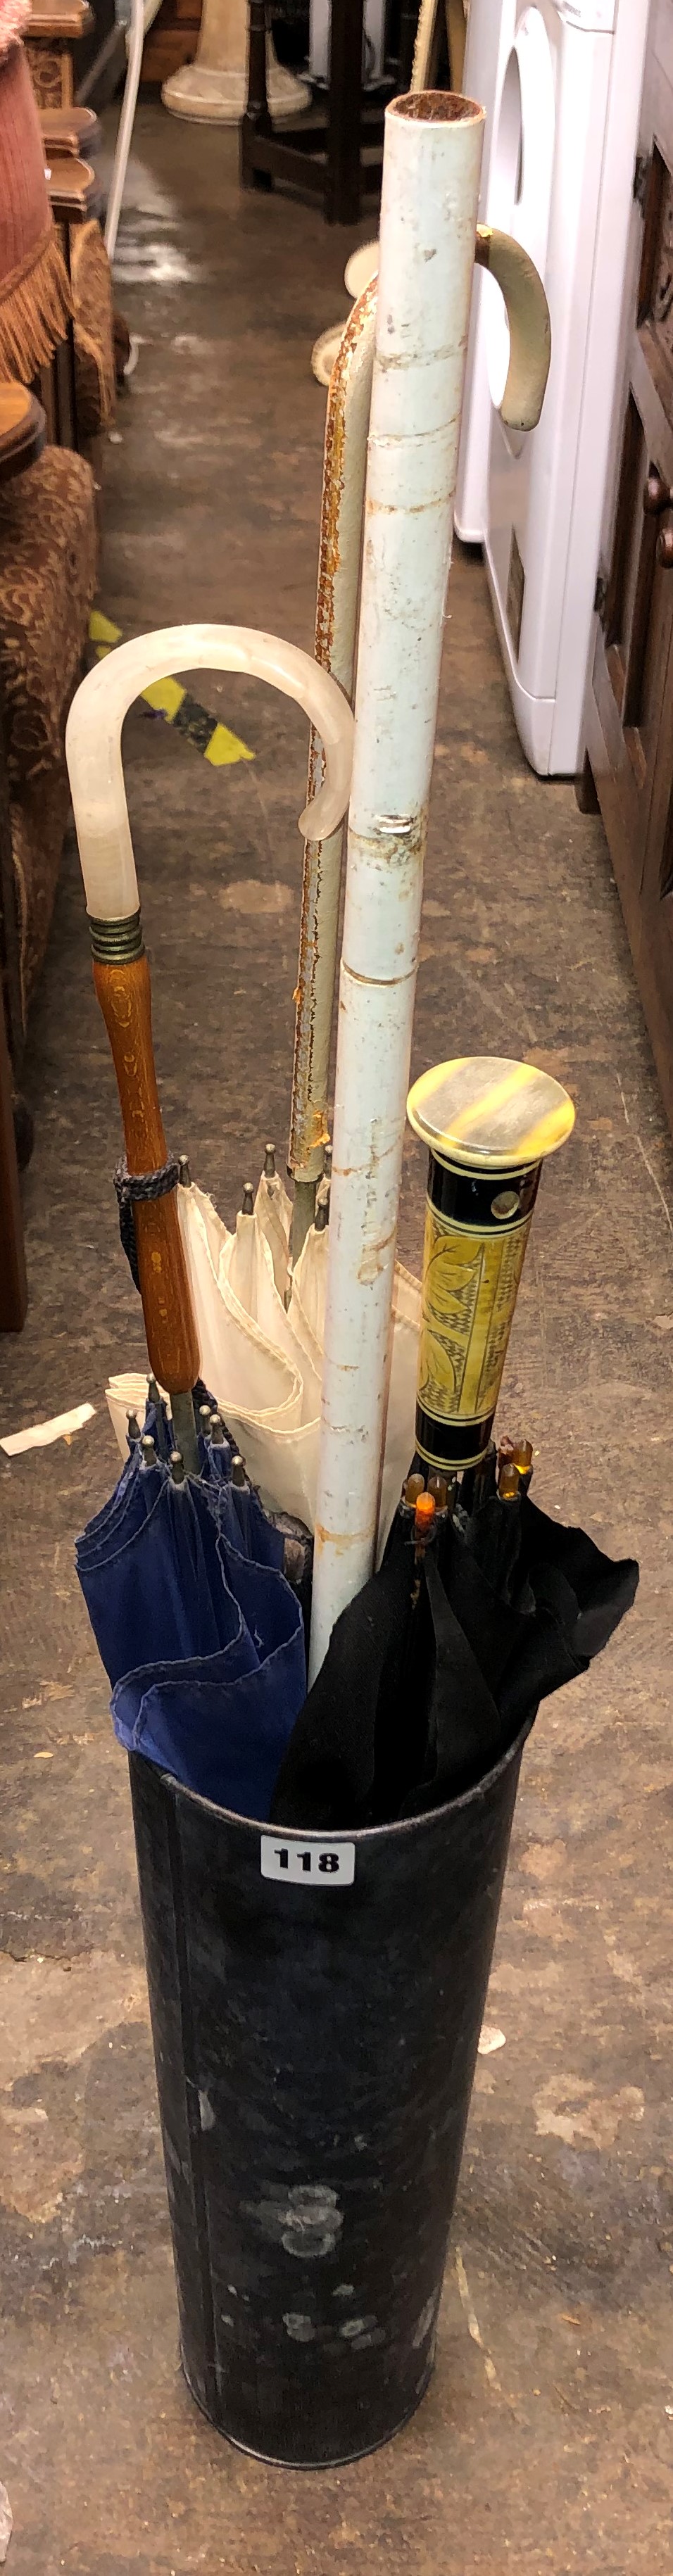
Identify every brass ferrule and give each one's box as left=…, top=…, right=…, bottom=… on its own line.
left=87, top=909, right=144, bottom=964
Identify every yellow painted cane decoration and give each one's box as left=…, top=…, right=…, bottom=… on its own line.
left=407, top=1057, right=575, bottom=1472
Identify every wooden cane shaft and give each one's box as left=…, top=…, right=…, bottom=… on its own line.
left=93, top=952, right=165, bottom=1169
left=132, top=1197, right=200, bottom=1394
left=93, top=954, right=199, bottom=1392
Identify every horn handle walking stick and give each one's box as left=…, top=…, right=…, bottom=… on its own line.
left=474, top=226, right=551, bottom=434
left=65, top=625, right=353, bottom=1463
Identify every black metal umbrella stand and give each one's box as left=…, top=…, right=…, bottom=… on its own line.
left=129, top=1721, right=526, bottom=2469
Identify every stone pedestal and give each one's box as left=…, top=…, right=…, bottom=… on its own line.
left=162, top=0, right=310, bottom=125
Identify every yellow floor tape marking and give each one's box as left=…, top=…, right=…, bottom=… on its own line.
left=205, top=721, right=255, bottom=767
left=89, top=610, right=122, bottom=657
left=87, top=614, right=255, bottom=765
left=142, top=675, right=186, bottom=721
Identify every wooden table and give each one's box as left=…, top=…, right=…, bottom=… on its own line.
left=0, top=388, right=46, bottom=491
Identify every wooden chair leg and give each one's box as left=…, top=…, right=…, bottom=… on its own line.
left=241, top=0, right=273, bottom=191
left=326, top=0, right=365, bottom=225
left=0, top=987, right=27, bottom=1331
left=575, top=750, right=600, bottom=814
left=399, top=0, right=420, bottom=87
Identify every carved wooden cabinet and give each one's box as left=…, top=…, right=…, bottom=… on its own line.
left=582, top=0, right=673, bottom=1132
left=25, top=0, right=93, bottom=106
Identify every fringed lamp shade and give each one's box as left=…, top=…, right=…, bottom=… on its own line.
left=0, top=32, right=73, bottom=384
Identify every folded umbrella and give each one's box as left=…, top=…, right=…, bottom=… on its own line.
left=104, top=1173, right=422, bottom=1551
left=66, top=621, right=356, bottom=1820
left=77, top=1403, right=306, bottom=1820
left=175, top=1168, right=422, bottom=1548
left=270, top=1494, right=639, bottom=1832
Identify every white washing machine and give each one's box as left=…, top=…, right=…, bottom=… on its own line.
left=455, top=0, right=517, bottom=543
left=455, top=0, right=649, bottom=776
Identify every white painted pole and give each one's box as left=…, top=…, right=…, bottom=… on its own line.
left=289, top=280, right=377, bottom=1216
left=104, top=0, right=145, bottom=265
left=308, top=90, right=485, bottom=1683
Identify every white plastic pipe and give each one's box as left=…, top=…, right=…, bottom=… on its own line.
left=308, top=91, right=485, bottom=1684
left=104, top=0, right=145, bottom=265
left=65, top=624, right=354, bottom=920
left=289, top=279, right=377, bottom=1192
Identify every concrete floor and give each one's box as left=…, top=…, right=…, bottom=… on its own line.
left=1, top=105, right=672, bottom=2575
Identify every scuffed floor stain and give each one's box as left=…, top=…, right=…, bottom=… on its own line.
left=455, top=2252, right=501, bottom=2392
left=489, top=1957, right=564, bottom=1995
left=520, top=1840, right=567, bottom=1881
left=0, top=1952, right=149, bottom=2082
left=0, top=1954, right=149, bottom=2220
left=219, top=878, right=294, bottom=915
left=533, top=2076, right=646, bottom=2150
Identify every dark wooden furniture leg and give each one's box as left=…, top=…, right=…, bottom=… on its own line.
left=575, top=750, right=600, bottom=814
left=326, top=0, right=366, bottom=225
left=241, top=0, right=273, bottom=190
left=398, top=0, right=420, bottom=88
left=240, top=0, right=388, bottom=217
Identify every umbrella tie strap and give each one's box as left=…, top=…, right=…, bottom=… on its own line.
left=115, top=1156, right=180, bottom=1291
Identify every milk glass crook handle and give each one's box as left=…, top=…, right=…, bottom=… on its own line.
left=66, top=623, right=354, bottom=923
